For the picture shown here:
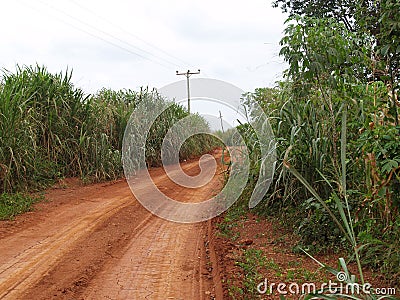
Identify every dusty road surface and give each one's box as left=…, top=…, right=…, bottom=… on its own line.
left=0, top=152, right=225, bottom=299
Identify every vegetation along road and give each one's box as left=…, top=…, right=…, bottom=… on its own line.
left=1, top=0, right=399, bottom=297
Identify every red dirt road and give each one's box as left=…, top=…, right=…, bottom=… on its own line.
left=0, top=154, right=224, bottom=299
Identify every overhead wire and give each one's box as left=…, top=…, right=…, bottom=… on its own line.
left=28, top=0, right=178, bottom=70
left=17, top=0, right=208, bottom=78
left=69, top=0, right=194, bottom=70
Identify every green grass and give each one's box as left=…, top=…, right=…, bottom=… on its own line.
left=229, top=248, right=268, bottom=299
left=0, top=193, right=42, bottom=220
left=0, top=64, right=218, bottom=219
left=216, top=203, right=247, bottom=241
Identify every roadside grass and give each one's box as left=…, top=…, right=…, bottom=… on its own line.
left=228, top=246, right=326, bottom=299
left=230, top=248, right=267, bottom=299
left=0, top=65, right=218, bottom=219
left=216, top=204, right=397, bottom=299
left=216, top=203, right=247, bottom=241
left=0, top=193, right=42, bottom=220
left=215, top=202, right=336, bottom=299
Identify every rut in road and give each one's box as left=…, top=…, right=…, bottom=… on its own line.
left=0, top=153, right=225, bottom=299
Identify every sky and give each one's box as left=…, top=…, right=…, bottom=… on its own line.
left=1, top=0, right=288, bottom=129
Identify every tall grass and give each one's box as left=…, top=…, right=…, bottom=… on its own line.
left=240, top=82, right=400, bottom=285
left=234, top=13, right=400, bottom=285
left=0, top=65, right=216, bottom=198
left=0, top=64, right=86, bottom=192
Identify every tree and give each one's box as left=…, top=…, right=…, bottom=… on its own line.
left=272, top=0, right=357, bottom=31
left=273, top=0, right=399, bottom=123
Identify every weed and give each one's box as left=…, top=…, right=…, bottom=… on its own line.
left=233, top=248, right=268, bottom=299
left=0, top=193, right=42, bottom=220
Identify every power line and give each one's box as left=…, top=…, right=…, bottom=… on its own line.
left=69, top=0, right=193, bottom=69
left=37, top=0, right=173, bottom=68
left=31, top=0, right=176, bottom=69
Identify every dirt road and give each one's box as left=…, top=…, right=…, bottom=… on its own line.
left=0, top=154, right=224, bottom=299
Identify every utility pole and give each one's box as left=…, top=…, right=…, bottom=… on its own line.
left=176, top=69, right=200, bottom=113
left=219, top=110, right=224, bottom=133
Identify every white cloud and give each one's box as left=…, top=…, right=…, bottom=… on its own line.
left=1, top=0, right=288, bottom=96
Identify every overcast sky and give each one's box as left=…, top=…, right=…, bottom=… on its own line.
left=2, top=1, right=288, bottom=130
left=2, top=0, right=287, bottom=93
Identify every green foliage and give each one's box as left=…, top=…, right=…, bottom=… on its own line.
left=357, top=215, right=400, bottom=282
left=273, top=0, right=400, bottom=123
left=0, top=192, right=42, bottom=220
left=214, top=127, right=237, bottom=146
left=279, top=16, right=371, bottom=101
left=236, top=122, right=261, bottom=185
left=234, top=248, right=268, bottom=299
left=145, top=104, right=216, bottom=167
left=216, top=203, right=246, bottom=241
left=0, top=64, right=89, bottom=191
left=0, top=65, right=136, bottom=191
left=354, top=124, right=400, bottom=282
left=0, top=65, right=216, bottom=197
left=358, top=125, right=400, bottom=178
left=272, top=0, right=357, bottom=31
left=237, top=12, right=399, bottom=284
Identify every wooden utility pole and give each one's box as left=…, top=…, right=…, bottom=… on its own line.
left=176, top=69, right=200, bottom=113
left=219, top=110, right=224, bottom=133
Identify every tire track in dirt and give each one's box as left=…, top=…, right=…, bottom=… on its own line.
left=0, top=151, right=225, bottom=299
left=81, top=171, right=220, bottom=299
left=0, top=186, right=137, bottom=299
